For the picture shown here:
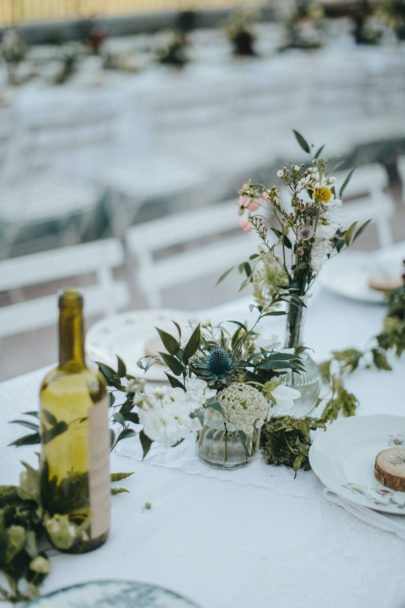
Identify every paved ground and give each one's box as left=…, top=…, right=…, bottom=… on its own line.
left=1, top=183, right=404, bottom=383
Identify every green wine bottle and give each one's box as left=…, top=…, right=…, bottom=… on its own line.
left=40, top=290, right=110, bottom=553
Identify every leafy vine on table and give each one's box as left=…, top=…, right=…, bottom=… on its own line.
left=260, top=283, right=405, bottom=472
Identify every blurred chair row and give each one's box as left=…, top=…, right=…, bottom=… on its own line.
left=0, top=89, right=211, bottom=260
left=0, top=161, right=402, bottom=339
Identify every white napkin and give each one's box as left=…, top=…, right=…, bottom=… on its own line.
left=324, top=489, right=405, bottom=542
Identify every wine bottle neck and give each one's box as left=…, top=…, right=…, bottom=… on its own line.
left=58, top=291, right=86, bottom=371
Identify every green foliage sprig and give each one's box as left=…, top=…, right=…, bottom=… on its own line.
left=0, top=461, right=133, bottom=603
left=150, top=308, right=303, bottom=394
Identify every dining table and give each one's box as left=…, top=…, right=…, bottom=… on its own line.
left=1, top=244, right=405, bottom=608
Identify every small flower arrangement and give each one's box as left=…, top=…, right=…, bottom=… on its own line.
left=280, top=1, right=325, bottom=51
left=156, top=31, right=189, bottom=67
left=223, top=8, right=258, bottom=56
left=221, top=130, right=370, bottom=415
left=1, top=27, right=26, bottom=85
left=234, top=130, right=369, bottom=311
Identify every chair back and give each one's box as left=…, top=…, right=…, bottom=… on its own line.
left=0, top=238, right=130, bottom=338
left=126, top=201, right=257, bottom=308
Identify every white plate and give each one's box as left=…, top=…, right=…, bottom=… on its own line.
left=319, top=251, right=403, bottom=304
left=309, top=415, right=405, bottom=514
left=28, top=580, right=201, bottom=607
left=86, top=310, right=198, bottom=381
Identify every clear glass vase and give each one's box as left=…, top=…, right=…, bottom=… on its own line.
left=197, top=409, right=260, bottom=469
left=283, top=300, right=321, bottom=417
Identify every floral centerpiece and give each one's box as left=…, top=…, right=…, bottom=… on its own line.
left=0, top=28, right=26, bottom=85
left=156, top=31, right=189, bottom=67
left=134, top=311, right=302, bottom=468
left=279, top=0, right=325, bottom=51
left=227, top=130, right=370, bottom=416
left=223, top=8, right=258, bottom=56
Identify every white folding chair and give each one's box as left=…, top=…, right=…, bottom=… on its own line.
left=0, top=88, right=134, bottom=258
left=398, top=155, right=405, bottom=208
left=0, top=238, right=130, bottom=338
left=126, top=200, right=258, bottom=309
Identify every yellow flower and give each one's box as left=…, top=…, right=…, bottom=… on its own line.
left=314, top=186, right=332, bottom=202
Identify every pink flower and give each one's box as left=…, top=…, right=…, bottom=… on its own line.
left=262, top=191, right=270, bottom=202
left=239, top=217, right=252, bottom=232
left=238, top=195, right=249, bottom=208
left=247, top=198, right=260, bottom=212
left=239, top=195, right=260, bottom=212
left=241, top=183, right=249, bottom=191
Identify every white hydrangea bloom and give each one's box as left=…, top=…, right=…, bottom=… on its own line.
left=216, top=383, right=270, bottom=434
left=185, top=377, right=216, bottom=409
left=138, top=379, right=213, bottom=447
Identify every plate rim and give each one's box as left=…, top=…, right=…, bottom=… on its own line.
left=86, top=308, right=199, bottom=381
left=27, top=578, right=201, bottom=607
left=309, top=414, right=405, bottom=514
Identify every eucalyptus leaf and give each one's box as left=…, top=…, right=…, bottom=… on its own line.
left=97, top=362, right=116, bottom=384
left=339, top=168, right=355, bottom=197
left=216, top=266, right=234, bottom=286
left=182, top=324, right=201, bottom=363
left=116, top=356, right=127, bottom=378
left=43, top=421, right=68, bottom=445
left=9, top=432, right=41, bottom=448
left=165, top=373, right=186, bottom=390
left=111, top=472, right=134, bottom=482
left=9, top=420, right=39, bottom=432
left=42, top=410, right=57, bottom=426
left=293, top=129, right=310, bottom=154
left=159, top=352, right=185, bottom=376
left=139, top=430, right=152, bottom=459
left=314, top=144, right=325, bottom=159
left=156, top=327, right=180, bottom=355
left=353, top=219, right=372, bottom=242
left=344, top=221, right=358, bottom=246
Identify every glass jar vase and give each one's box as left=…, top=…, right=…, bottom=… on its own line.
left=197, top=409, right=260, bottom=469
left=283, top=300, right=321, bottom=417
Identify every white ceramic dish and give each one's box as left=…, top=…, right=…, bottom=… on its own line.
left=319, top=251, right=403, bottom=304
left=86, top=310, right=198, bottom=381
left=27, top=580, right=201, bottom=607
left=309, top=415, right=405, bottom=514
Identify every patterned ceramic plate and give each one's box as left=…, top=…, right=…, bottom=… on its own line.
left=27, top=580, right=202, bottom=607
left=309, top=415, right=405, bottom=514
left=86, top=310, right=199, bottom=381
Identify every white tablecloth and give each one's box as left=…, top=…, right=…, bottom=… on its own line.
left=1, top=272, right=405, bottom=607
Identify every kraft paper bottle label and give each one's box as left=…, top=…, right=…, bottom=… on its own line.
left=88, top=397, right=110, bottom=538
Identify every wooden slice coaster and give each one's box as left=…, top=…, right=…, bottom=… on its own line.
left=375, top=447, right=405, bottom=492
left=368, top=274, right=402, bottom=292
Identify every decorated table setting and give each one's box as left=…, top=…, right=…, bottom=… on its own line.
left=1, top=133, right=405, bottom=607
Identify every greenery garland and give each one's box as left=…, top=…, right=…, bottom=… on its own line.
left=260, top=283, right=405, bottom=472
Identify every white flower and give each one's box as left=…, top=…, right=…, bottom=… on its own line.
left=137, top=379, right=214, bottom=448
left=185, top=377, right=216, bottom=409
left=269, top=384, right=301, bottom=416
left=138, top=390, right=199, bottom=448
left=277, top=169, right=284, bottom=178
left=311, top=237, right=333, bottom=273
left=216, top=383, right=270, bottom=434
left=328, top=176, right=336, bottom=184
left=323, top=196, right=342, bottom=209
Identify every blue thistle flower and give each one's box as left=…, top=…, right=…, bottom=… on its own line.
left=206, top=347, right=234, bottom=379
